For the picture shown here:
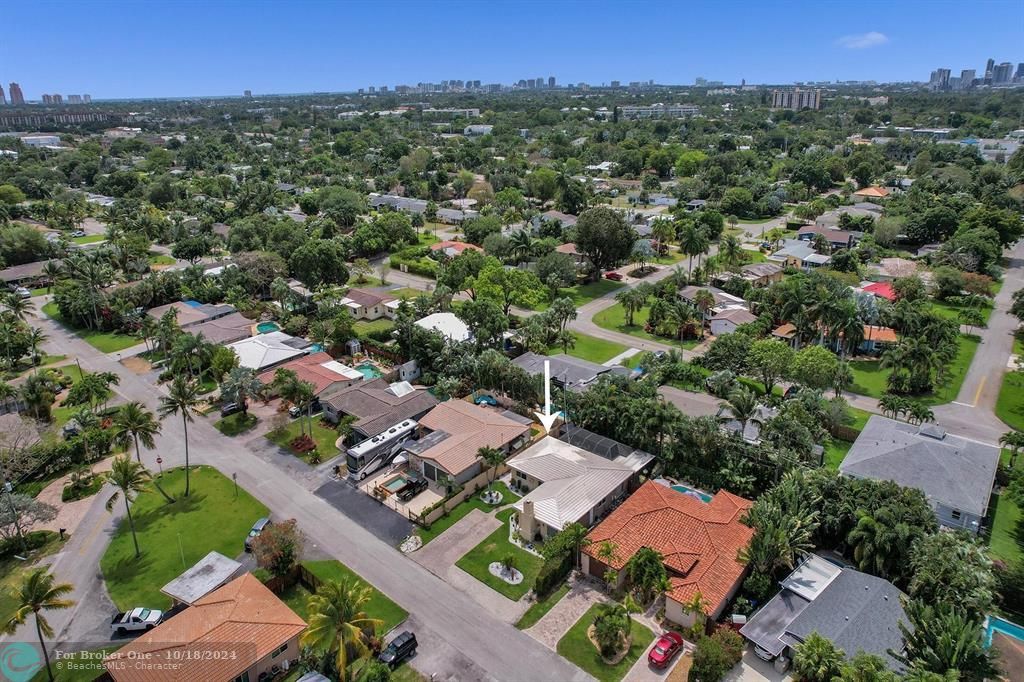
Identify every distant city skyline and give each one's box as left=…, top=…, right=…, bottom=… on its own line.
left=1, top=0, right=1022, bottom=100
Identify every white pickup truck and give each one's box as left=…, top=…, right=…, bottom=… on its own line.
left=111, top=607, right=163, bottom=634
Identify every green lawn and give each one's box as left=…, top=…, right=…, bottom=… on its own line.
left=416, top=481, right=520, bottom=545
left=41, top=302, right=140, bottom=353
left=266, top=419, right=340, bottom=462
left=996, top=371, right=1024, bottom=432
left=929, top=300, right=994, bottom=327
left=148, top=253, right=176, bottom=266
left=304, top=560, right=408, bottom=632
left=847, top=334, right=980, bottom=405
left=72, top=234, right=105, bottom=245
left=988, top=493, right=1024, bottom=563
left=29, top=286, right=49, bottom=296
left=847, top=406, right=872, bottom=432
left=533, top=279, right=626, bottom=311
left=548, top=332, right=627, bottom=364
left=455, top=509, right=543, bottom=601
left=516, top=582, right=570, bottom=629
left=556, top=604, right=656, bottom=682
left=32, top=646, right=120, bottom=682
left=100, top=466, right=269, bottom=610
left=823, top=440, right=852, bottom=470
left=214, top=412, right=259, bottom=436
left=386, top=287, right=429, bottom=300
left=592, top=303, right=700, bottom=350
left=353, top=318, right=395, bottom=337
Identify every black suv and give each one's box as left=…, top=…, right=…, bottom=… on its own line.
left=379, top=631, right=417, bottom=668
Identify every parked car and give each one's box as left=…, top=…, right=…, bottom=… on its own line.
left=111, top=607, right=163, bottom=634
left=14, top=287, right=31, bottom=299
left=244, top=517, right=271, bottom=551
left=378, top=631, right=417, bottom=668
left=289, top=399, right=321, bottom=418
left=604, top=271, right=624, bottom=281
left=220, top=400, right=247, bottom=418
left=397, top=474, right=428, bottom=502
left=647, top=631, right=685, bottom=669
left=71, top=230, right=86, bottom=238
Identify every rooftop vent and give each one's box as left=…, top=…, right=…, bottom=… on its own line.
left=917, top=423, right=946, bottom=440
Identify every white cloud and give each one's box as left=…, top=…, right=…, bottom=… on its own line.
left=837, top=31, right=890, bottom=49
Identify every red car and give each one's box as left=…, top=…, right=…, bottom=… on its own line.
left=604, top=271, right=624, bottom=281
left=648, top=631, right=685, bottom=669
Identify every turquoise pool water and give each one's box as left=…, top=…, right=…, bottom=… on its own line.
left=356, top=362, right=383, bottom=379
left=985, top=615, right=1024, bottom=647
left=256, top=322, right=280, bottom=334
left=672, top=484, right=713, bottom=503
left=309, top=343, right=324, bottom=353
left=184, top=300, right=202, bottom=307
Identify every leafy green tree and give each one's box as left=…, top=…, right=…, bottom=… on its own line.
left=105, top=455, right=152, bottom=558
left=541, top=522, right=591, bottom=569
left=536, top=252, right=576, bottom=301
left=3, top=569, right=75, bottom=682
left=908, top=532, right=995, bottom=620
left=592, top=603, right=630, bottom=657
left=471, top=260, right=543, bottom=315
left=847, top=506, right=928, bottom=584
left=219, top=366, right=264, bottom=419
left=289, top=239, right=350, bottom=288
left=791, top=345, right=839, bottom=391
left=748, top=339, right=794, bottom=395
left=251, top=518, right=303, bottom=579
left=625, top=546, right=668, bottom=603
left=573, top=207, right=636, bottom=276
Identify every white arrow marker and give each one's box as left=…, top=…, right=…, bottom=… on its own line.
left=534, top=359, right=562, bottom=433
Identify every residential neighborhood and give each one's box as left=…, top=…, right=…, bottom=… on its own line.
left=0, top=10, right=1023, bottom=682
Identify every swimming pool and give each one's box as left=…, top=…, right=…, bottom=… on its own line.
left=985, top=615, right=1024, bottom=647
left=672, top=484, right=713, bottom=503
left=356, top=362, right=383, bottom=379
left=309, top=343, right=324, bottom=353
left=184, top=300, right=202, bottom=308
left=382, top=475, right=408, bottom=493
left=256, top=322, right=280, bottom=334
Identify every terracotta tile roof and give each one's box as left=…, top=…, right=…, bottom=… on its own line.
left=105, top=573, right=306, bottom=682
left=258, top=352, right=362, bottom=395
left=863, top=325, right=898, bottom=344
left=555, top=242, right=579, bottom=255
left=415, top=400, right=531, bottom=476
left=853, top=186, right=890, bottom=198
left=583, top=481, right=754, bottom=615
left=772, top=323, right=797, bottom=339
left=429, top=240, right=483, bottom=255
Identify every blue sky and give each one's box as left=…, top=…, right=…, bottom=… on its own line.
left=2, top=0, right=1021, bottom=100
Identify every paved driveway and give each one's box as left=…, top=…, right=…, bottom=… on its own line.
left=314, top=478, right=413, bottom=546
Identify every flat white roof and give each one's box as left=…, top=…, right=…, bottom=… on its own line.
left=781, top=554, right=842, bottom=602
left=415, top=312, right=471, bottom=342
left=160, top=551, right=242, bottom=605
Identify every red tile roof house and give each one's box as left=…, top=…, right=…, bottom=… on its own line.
left=429, top=240, right=484, bottom=258
left=257, top=351, right=364, bottom=397
left=582, top=480, right=754, bottom=628
left=105, top=573, right=306, bottom=682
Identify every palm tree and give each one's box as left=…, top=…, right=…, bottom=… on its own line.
left=0, top=379, right=17, bottom=413
left=273, top=368, right=304, bottom=436
left=219, top=367, right=263, bottom=419
left=907, top=402, right=935, bottom=425
left=41, top=260, right=64, bottom=293
left=692, top=289, right=716, bottom=337
left=793, top=632, right=845, bottom=682
left=832, top=360, right=853, bottom=398
left=719, top=387, right=761, bottom=439
left=651, top=219, right=676, bottom=256
left=664, top=301, right=696, bottom=342
left=677, top=222, right=709, bottom=281
left=105, top=455, right=152, bottom=558
left=3, top=569, right=74, bottom=682
left=4, top=293, right=35, bottom=321
left=158, top=376, right=201, bottom=497
left=719, top=234, right=742, bottom=265
left=111, top=401, right=162, bottom=463
left=19, top=372, right=56, bottom=421
left=301, top=579, right=384, bottom=681
left=615, top=288, right=648, bottom=327
left=1000, top=431, right=1024, bottom=468
left=551, top=522, right=591, bottom=569
left=509, top=230, right=533, bottom=265
left=479, top=446, right=505, bottom=494
left=26, top=327, right=47, bottom=370
left=847, top=507, right=925, bottom=583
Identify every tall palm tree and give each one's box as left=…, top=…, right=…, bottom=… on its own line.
left=26, top=327, right=48, bottom=370
left=615, top=288, right=648, bottom=327
left=676, top=222, right=708, bottom=281
left=19, top=372, right=56, bottom=421
left=4, top=294, right=34, bottom=321
left=664, top=301, right=696, bottom=342
left=719, top=387, right=761, bottom=439
left=1000, top=431, right=1024, bottom=468
left=41, top=260, right=64, bottom=293
left=219, top=367, right=263, bottom=419
left=111, top=401, right=162, bottom=463
left=106, top=455, right=152, bottom=558
left=692, top=289, right=716, bottom=337
left=509, top=230, right=533, bottom=265
left=719, top=234, right=742, bottom=265
left=847, top=507, right=924, bottom=583
left=3, top=569, right=75, bottom=682
left=158, top=376, right=201, bottom=497
left=302, top=579, right=384, bottom=681
left=479, top=446, right=505, bottom=493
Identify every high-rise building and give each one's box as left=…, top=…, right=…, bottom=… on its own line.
left=83, top=94, right=91, bottom=103
left=548, top=76, right=555, bottom=88
left=0, top=85, right=5, bottom=105
left=1017, top=64, right=1024, bottom=82
left=67, top=94, right=82, bottom=103
left=244, top=89, right=252, bottom=97
left=770, top=88, right=822, bottom=110
left=960, top=69, right=976, bottom=88
left=985, top=58, right=995, bottom=80
left=8, top=83, right=24, bottom=106
left=928, top=68, right=951, bottom=90
left=993, top=62, right=1013, bottom=84
left=52, top=94, right=62, bottom=104
left=42, top=94, right=52, bottom=105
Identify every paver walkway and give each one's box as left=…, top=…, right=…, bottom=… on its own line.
left=525, top=576, right=607, bottom=649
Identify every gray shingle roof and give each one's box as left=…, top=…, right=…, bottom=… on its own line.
left=512, top=353, right=628, bottom=392
left=840, top=416, right=1000, bottom=517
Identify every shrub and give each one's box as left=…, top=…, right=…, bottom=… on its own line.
left=0, top=530, right=55, bottom=560
left=534, top=552, right=572, bottom=597
left=690, top=632, right=740, bottom=682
